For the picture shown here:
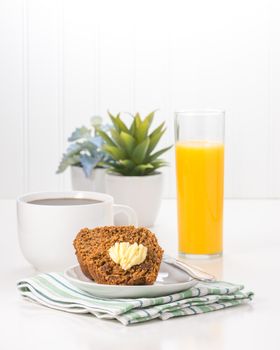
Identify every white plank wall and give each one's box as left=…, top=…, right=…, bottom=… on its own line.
left=0, top=0, right=24, bottom=197
left=0, top=0, right=280, bottom=198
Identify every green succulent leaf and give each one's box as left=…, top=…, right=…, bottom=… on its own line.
left=144, top=110, right=156, bottom=128
left=116, top=115, right=129, bottom=133
left=150, top=159, right=168, bottom=169
left=97, top=130, right=116, bottom=147
left=129, top=118, right=136, bottom=136
left=108, top=111, right=129, bottom=133
left=103, top=144, right=126, bottom=160
left=134, top=113, right=141, bottom=127
left=131, top=163, right=154, bottom=176
left=110, top=129, right=125, bottom=148
left=134, top=112, right=154, bottom=143
left=148, top=122, right=165, bottom=153
left=107, top=160, right=130, bottom=175
left=148, top=145, right=173, bottom=162
left=149, top=121, right=165, bottom=137
left=119, top=159, right=135, bottom=169
left=132, top=138, right=150, bottom=164
left=148, top=129, right=166, bottom=153
left=120, top=132, right=136, bottom=155
left=108, top=112, right=120, bottom=131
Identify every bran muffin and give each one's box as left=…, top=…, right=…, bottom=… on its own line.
left=73, top=226, right=164, bottom=285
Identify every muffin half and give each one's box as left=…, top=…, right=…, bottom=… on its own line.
left=73, top=226, right=164, bottom=285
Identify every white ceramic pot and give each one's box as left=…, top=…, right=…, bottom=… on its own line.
left=71, top=166, right=106, bottom=192
left=105, top=172, right=164, bottom=227
left=17, top=191, right=137, bottom=271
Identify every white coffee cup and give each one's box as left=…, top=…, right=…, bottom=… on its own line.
left=17, top=191, right=137, bottom=271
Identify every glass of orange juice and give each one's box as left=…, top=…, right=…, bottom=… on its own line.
left=175, top=110, right=225, bottom=258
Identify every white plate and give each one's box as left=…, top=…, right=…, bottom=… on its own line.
left=64, top=262, right=198, bottom=298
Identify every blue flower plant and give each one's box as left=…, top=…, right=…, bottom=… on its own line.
left=56, top=116, right=110, bottom=177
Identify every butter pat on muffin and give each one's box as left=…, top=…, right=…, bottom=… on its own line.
left=108, top=242, right=148, bottom=270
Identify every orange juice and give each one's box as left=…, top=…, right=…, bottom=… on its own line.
left=175, top=141, right=224, bottom=255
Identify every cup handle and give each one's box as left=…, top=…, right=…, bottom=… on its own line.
left=113, top=204, right=138, bottom=226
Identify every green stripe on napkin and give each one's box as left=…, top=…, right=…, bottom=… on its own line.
left=17, top=273, right=253, bottom=326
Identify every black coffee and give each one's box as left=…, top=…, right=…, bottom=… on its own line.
left=29, top=198, right=102, bottom=206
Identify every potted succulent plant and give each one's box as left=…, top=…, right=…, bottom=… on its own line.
left=98, top=111, right=172, bottom=227
left=56, top=116, right=110, bottom=192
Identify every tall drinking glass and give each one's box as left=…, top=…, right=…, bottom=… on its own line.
left=175, top=110, right=225, bottom=258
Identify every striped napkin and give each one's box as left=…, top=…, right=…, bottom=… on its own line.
left=17, top=273, right=253, bottom=326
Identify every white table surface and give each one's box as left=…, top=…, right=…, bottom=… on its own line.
left=1, top=199, right=279, bottom=349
